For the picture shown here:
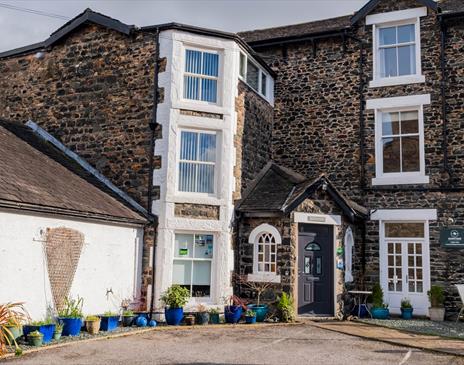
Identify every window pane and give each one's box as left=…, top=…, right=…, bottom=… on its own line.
left=402, top=136, right=420, bottom=172
left=385, top=223, right=424, bottom=238
left=179, top=162, right=197, bottom=192
left=197, top=164, right=214, bottom=193
left=382, top=137, right=401, bottom=173
left=382, top=112, right=400, bottom=135
left=173, top=260, right=192, bottom=285
left=398, top=24, right=415, bottom=43
left=184, top=76, right=200, bottom=100
left=398, top=45, right=416, bottom=76
left=380, top=47, right=398, bottom=77
left=202, top=52, right=218, bottom=77
left=185, top=50, right=202, bottom=74
left=180, top=131, right=198, bottom=160
left=401, top=111, right=419, bottom=134
left=261, top=73, right=267, bottom=96
left=192, top=261, right=211, bottom=285
left=175, top=234, right=194, bottom=258
left=379, top=27, right=396, bottom=46
left=239, top=53, right=246, bottom=78
left=194, top=234, right=214, bottom=259
left=198, top=133, right=216, bottom=162
left=201, top=78, right=217, bottom=103
left=246, top=60, right=259, bottom=90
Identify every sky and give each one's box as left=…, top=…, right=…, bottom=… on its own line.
left=0, top=0, right=369, bottom=53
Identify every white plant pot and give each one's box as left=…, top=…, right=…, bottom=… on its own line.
left=429, top=307, right=445, bottom=321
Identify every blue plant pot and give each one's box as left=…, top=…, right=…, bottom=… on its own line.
left=23, top=325, right=39, bottom=339
left=59, top=317, right=82, bottom=336
left=245, top=316, right=257, bottom=324
left=371, top=307, right=390, bottom=320
left=165, top=308, right=184, bottom=326
left=224, top=305, right=242, bottom=324
left=247, top=305, right=268, bottom=322
left=401, top=307, right=413, bottom=320
left=39, top=324, right=55, bottom=344
left=351, top=305, right=369, bottom=318
left=100, top=316, right=119, bottom=332
left=209, top=313, right=220, bottom=324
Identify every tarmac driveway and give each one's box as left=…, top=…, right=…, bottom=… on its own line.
left=3, top=323, right=464, bottom=365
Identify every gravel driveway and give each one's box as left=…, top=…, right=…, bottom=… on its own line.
left=3, top=323, right=463, bottom=365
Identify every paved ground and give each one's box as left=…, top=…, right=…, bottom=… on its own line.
left=3, top=323, right=464, bottom=365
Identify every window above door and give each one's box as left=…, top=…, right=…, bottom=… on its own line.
left=367, top=7, right=427, bottom=88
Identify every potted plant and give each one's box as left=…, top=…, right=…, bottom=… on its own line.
left=276, top=292, right=295, bottom=323
left=209, top=308, right=220, bottom=324
left=53, top=322, right=63, bottom=341
left=245, top=310, right=257, bottom=324
left=0, top=302, right=29, bottom=356
left=4, top=318, right=22, bottom=343
left=160, top=285, right=190, bottom=326
left=371, top=283, right=389, bottom=320
left=428, top=285, right=445, bottom=321
left=100, top=311, right=119, bottom=332
left=400, top=298, right=413, bottom=320
left=85, top=316, right=101, bottom=335
left=122, top=310, right=136, bottom=327
left=224, top=295, right=246, bottom=324
left=58, top=296, right=84, bottom=336
left=28, top=330, right=44, bottom=347
left=23, top=319, right=56, bottom=344
left=195, top=304, right=209, bottom=325
left=236, top=274, right=274, bottom=322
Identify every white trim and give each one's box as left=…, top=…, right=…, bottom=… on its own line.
left=247, top=273, right=281, bottom=283
left=369, top=75, right=425, bottom=88
left=249, top=224, right=282, bottom=280
left=293, top=212, right=341, bottom=226
left=370, top=209, right=437, bottom=221
left=366, top=94, right=431, bottom=109
left=344, top=227, right=354, bottom=283
left=366, top=7, right=428, bottom=25
left=249, top=223, right=282, bottom=244
left=372, top=175, right=429, bottom=185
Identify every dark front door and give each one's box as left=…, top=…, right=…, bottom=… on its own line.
left=298, top=224, right=334, bottom=316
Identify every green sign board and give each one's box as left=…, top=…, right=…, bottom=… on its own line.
left=440, top=228, right=464, bottom=248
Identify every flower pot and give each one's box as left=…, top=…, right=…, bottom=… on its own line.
left=5, top=325, right=22, bottom=342
left=28, top=335, right=43, bottom=347
left=85, top=319, right=101, bottom=335
left=247, top=304, right=268, bottom=322
left=100, top=316, right=119, bottom=332
left=165, top=307, right=184, bottom=326
left=245, top=316, right=257, bottom=324
left=38, top=324, right=55, bottom=344
left=184, top=315, right=195, bottom=326
left=59, top=317, right=83, bottom=336
left=429, top=307, right=445, bottom=321
left=23, top=325, right=39, bottom=338
left=53, top=331, right=62, bottom=341
left=195, top=312, right=209, bottom=325
left=224, top=305, right=242, bottom=324
left=209, top=313, right=220, bottom=324
left=401, top=307, right=414, bottom=320
left=371, top=307, right=390, bottom=320
left=122, top=315, right=135, bottom=327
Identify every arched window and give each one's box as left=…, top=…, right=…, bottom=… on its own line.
left=248, top=224, right=281, bottom=283
left=344, top=227, right=354, bottom=283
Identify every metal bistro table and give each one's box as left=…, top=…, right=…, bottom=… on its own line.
left=348, top=290, right=372, bottom=318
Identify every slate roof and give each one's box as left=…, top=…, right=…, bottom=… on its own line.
left=237, top=162, right=368, bottom=222
left=0, top=119, right=148, bottom=225
left=439, top=0, right=464, bottom=13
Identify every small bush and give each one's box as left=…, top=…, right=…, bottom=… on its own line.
left=371, top=283, right=387, bottom=309
left=276, top=292, right=295, bottom=323
left=428, top=285, right=444, bottom=307
left=400, top=298, right=412, bottom=309
left=160, top=285, right=190, bottom=308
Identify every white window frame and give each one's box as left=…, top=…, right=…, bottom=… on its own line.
left=238, top=51, right=271, bottom=101
left=367, top=7, right=427, bottom=88
left=172, top=232, right=215, bottom=300
left=181, top=45, right=222, bottom=105
left=367, top=94, right=430, bottom=186
left=247, top=223, right=281, bottom=283
left=176, top=128, right=219, bottom=197
left=344, top=227, right=354, bottom=283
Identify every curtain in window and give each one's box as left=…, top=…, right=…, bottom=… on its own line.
left=184, top=50, right=219, bottom=102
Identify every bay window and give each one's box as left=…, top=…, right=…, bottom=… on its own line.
left=184, top=49, right=219, bottom=103
left=239, top=52, right=270, bottom=99
left=178, top=130, right=216, bottom=194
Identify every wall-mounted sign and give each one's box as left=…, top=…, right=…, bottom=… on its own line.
left=440, top=228, right=464, bottom=248
left=179, top=248, right=189, bottom=256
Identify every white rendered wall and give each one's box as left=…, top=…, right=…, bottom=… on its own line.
left=0, top=209, right=143, bottom=320
left=152, top=30, right=241, bottom=309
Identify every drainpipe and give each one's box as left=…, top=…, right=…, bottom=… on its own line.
left=148, top=28, right=160, bottom=320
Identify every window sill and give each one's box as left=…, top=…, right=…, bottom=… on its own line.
left=247, top=273, right=281, bottom=283
left=372, top=175, right=430, bottom=186
left=369, top=75, right=425, bottom=88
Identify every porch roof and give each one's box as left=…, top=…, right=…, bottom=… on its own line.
left=236, top=162, right=368, bottom=222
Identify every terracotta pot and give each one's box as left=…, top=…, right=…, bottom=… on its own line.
left=85, top=319, right=101, bottom=335
left=429, top=307, right=445, bottom=321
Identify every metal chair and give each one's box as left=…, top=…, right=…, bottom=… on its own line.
left=456, top=284, right=464, bottom=322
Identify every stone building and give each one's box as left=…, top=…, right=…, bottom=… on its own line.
left=1, top=0, right=464, bottom=319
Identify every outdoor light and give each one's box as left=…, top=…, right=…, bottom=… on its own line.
left=34, top=51, right=45, bottom=59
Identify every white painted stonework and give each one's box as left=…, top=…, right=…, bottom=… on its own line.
left=0, top=210, right=143, bottom=320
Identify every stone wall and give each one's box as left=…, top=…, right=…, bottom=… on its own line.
left=174, top=203, right=220, bottom=220
left=0, top=24, right=158, bottom=305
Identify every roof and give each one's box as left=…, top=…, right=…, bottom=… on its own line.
left=0, top=119, right=149, bottom=225
left=236, top=162, right=368, bottom=222
left=439, top=0, right=464, bottom=14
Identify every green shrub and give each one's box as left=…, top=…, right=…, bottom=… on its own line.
left=102, top=311, right=118, bottom=317
left=276, top=292, right=295, bottom=323
left=85, top=315, right=100, bottom=321
left=245, top=310, right=256, bottom=317
left=122, top=310, right=134, bottom=317
left=428, top=285, right=444, bottom=307
left=160, top=285, right=190, bottom=308
left=400, top=298, right=412, bottom=309
left=371, top=283, right=387, bottom=309
left=58, top=297, right=83, bottom=318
